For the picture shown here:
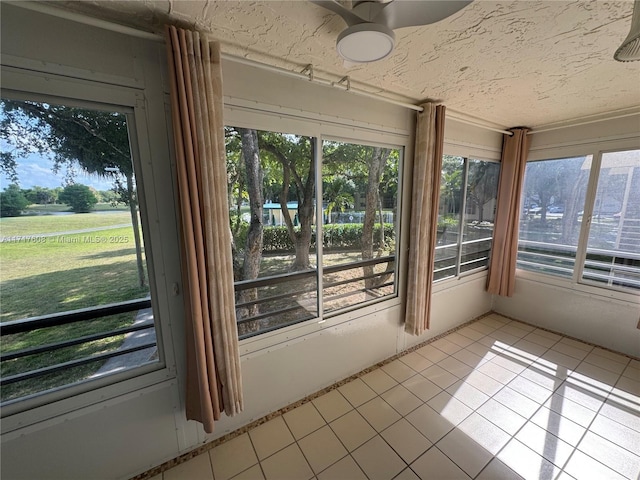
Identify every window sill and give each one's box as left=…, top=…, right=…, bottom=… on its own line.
left=238, top=296, right=402, bottom=359
left=431, top=269, right=489, bottom=294
left=515, top=269, right=640, bottom=306
left=0, top=364, right=175, bottom=435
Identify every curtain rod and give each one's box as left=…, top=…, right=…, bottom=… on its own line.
left=527, top=110, right=640, bottom=135
left=8, top=0, right=516, bottom=135
left=446, top=113, right=513, bottom=135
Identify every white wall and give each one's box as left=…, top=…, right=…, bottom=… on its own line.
left=0, top=5, right=493, bottom=480
left=494, top=116, right=640, bottom=358
left=494, top=275, right=640, bottom=356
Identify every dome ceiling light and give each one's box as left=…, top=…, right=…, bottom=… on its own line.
left=311, top=0, right=473, bottom=63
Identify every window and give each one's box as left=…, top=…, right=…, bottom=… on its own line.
left=434, top=156, right=500, bottom=281
left=226, top=127, right=318, bottom=339
left=517, top=156, right=591, bottom=277
left=582, top=150, right=640, bottom=289
left=226, top=127, right=402, bottom=339
left=517, top=149, right=640, bottom=292
left=0, top=97, right=160, bottom=406
left=321, top=140, right=399, bottom=314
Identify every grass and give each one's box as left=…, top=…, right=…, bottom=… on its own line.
left=0, top=212, right=150, bottom=402
left=25, top=202, right=129, bottom=213
left=0, top=211, right=132, bottom=237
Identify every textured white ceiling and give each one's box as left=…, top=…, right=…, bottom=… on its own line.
left=52, top=0, right=640, bottom=128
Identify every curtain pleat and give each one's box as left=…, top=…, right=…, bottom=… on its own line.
left=165, top=25, right=243, bottom=434
left=486, top=128, right=531, bottom=297
left=405, top=103, right=446, bottom=336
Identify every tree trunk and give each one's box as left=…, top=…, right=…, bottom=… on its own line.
left=377, top=197, right=385, bottom=252
left=561, top=170, right=588, bottom=243
left=126, top=174, right=146, bottom=288
left=261, top=138, right=315, bottom=272
left=362, top=148, right=390, bottom=289
left=237, top=128, right=264, bottom=325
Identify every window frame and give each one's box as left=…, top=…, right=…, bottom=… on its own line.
left=433, top=153, right=501, bottom=285
left=319, top=135, right=403, bottom=318
left=517, top=137, right=640, bottom=301
left=0, top=67, right=181, bottom=427
left=224, top=101, right=411, bottom=357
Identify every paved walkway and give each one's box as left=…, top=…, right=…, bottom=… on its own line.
left=92, top=308, right=158, bottom=378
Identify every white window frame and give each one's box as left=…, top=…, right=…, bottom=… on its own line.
left=517, top=136, right=640, bottom=303
left=0, top=66, right=181, bottom=430
left=224, top=100, right=410, bottom=358
left=433, top=153, right=501, bottom=287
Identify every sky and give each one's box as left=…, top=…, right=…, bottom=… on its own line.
left=1, top=153, right=114, bottom=191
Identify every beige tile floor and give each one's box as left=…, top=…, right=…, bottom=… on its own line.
left=157, top=314, right=640, bottom=480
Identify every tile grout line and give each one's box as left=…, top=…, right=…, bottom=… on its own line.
left=134, top=312, right=638, bottom=480
left=560, top=354, right=632, bottom=479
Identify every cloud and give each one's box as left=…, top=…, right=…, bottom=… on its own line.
left=1, top=154, right=115, bottom=191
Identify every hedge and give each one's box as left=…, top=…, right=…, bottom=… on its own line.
left=232, top=222, right=396, bottom=253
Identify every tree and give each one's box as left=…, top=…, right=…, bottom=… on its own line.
left=0, top=184, right=29, bottom=217
left=259, top=133, right=315, bottom=271
left=236, top=128, right=264, bottom=324
left=1, top=99, right=146, bottom=286
left=322, top=141, right=397, bottom=288
left=361, top=147, right=392, bottom=288
left=323, top=176, right=355, bottom=223
left=440, top=156, right=463, bottom=217
left=466, top=161, right=500, bottom=222
left=59, top=183, right=98, bottom=213
left=24, top=186, right=57, bottom=205
left=524, top=161, right=560, bottom=224
left=98, top=189, right=118, bottom=204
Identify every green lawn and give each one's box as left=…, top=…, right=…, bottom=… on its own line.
left=0, top=211, right=132, bottom=237
left=25, top=203, right=129, bottom=214
left=0, top=212, right=150, bottom=402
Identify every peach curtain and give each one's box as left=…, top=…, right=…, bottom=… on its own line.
left=405, top=103, right=446, bottom=336
left=165, top=25, right=243, bottom=433
left=486, top=128, right=531, bottom=297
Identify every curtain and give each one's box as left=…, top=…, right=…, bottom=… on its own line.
left=165, top=25, right=243, bottom=433
left=405, top=103, right=446, bottom=336
left=486, top=128, right=531, bottom=297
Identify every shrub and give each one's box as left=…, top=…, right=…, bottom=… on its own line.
left=239, top=223, right=396, bottom=253
left=0, top=184, right=29, bottom=217
left=59, top=184, right=98, bottom=213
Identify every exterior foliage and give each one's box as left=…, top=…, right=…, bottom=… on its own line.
left=0, top=184, right=29, bottom=217
left=59, top=184, right=98, bottom=213
left=232, top=223, right=395, bottom=253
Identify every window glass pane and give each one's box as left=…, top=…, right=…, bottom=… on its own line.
left=582, top=150, right=640, bottom=290
left=435, top=156, right=464, bottom=281
left=321, top=141, right=399, bottom=314
left=0, top=98, right=157, bottom=403
left=461, top=160, right=500, bottom=273
left=517, top=156, right=591, bottom=277
left=226, top=127, right=318, bottom=338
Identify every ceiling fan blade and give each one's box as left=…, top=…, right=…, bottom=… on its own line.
left=309, top=0, right=368, bottom=26
left=374, top=0, right=473, bottom=30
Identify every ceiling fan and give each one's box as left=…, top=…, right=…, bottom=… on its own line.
left=311, top=0, right=473, bottom=63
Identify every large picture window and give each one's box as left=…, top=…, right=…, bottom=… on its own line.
left=226, top=127, right=402, bottom=339
left=321, top=140, right=399, bottom=314
left=434, top=156, right=500, bottom=281
left=517, top=156, right=591, bottom=277
left=0, top=97, right=160, bottom=405
left=226, top=128, right=318, bottom=338
left=582, top=150, right=640, bottom=289
left=517, top=149, right=640, bottom=292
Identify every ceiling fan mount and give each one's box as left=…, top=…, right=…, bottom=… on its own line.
left=311, top=0, right=473, bottom=63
